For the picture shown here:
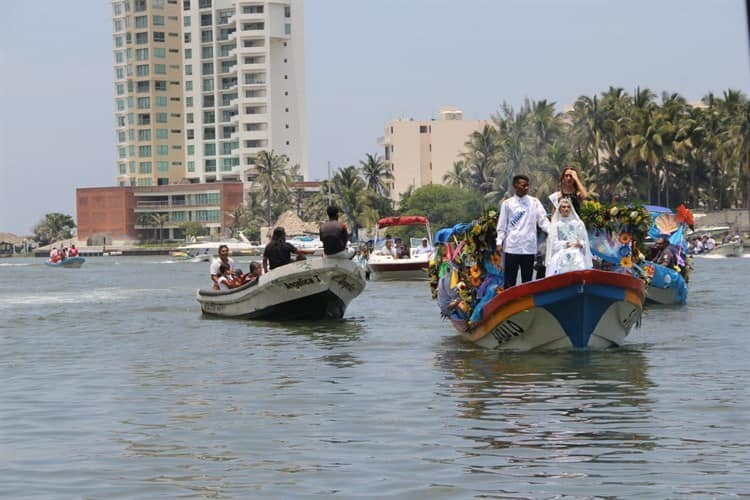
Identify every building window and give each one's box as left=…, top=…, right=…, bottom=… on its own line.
left=137, top=113, right=151, bottom=125
left=136, top=64, right=149, bottom=76
left=419, top=125, right=428, bottom=133
left=285, top=23, right=291, bottom=35
left=152, top=15, right=164, bottom=26
left=153, top=0, right=165, bottom=8
left=138, top=129, right=151, bottom=141
left=135, top=32, right=148, bottom=44
left=184, top=32, right=191, bottom=43
left=187, top=161, right=195, bottom=172
left=201, top=46, right=213, bottom=58
left=155, top=80, right=167, bottom=91
left=186, top=96, right=193, bottom=107
left=153, top=32, right=165, bottom=42
left=204, top=143, right=216, bottom=155
left=135, top=48, right=148, bottom=61
left=134, top=0, right=147, bottom=12
left=157, top=145, right=169, bottom=156
left=154, top=64, right=166, bottom=74
left=138, top=146, right=152, bottom=157
left=155, top=96, right=167, bottom=107
left=153, top=47, right=166, bottom=58
left=201, top=30, right=212, bottom=43
left=201, top=13, right=212, bottom=26
left=138, top=161, right=152, bottom=173
left=199, top=0, right=211, bottom=8
left=157, top=129, right=168, bottom=139
left=135, top=15, right=148, bottom=28
left=284, top=6, right=291, bottom=17
left=205, top=160, right=216, bottom=172
left=156, top=112, right=168, bottom=123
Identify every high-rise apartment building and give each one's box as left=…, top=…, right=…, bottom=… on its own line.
left=112, top=0, right=308, bottom=189
left=113, top=0, right=187, bottom=187
left=382, top=107, right=489, bottom=199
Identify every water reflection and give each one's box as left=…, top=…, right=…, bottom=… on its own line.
left=436, top=339, right=656, bottom=472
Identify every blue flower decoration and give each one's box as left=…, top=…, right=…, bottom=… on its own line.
left=618, top=245, right=631, bottom=257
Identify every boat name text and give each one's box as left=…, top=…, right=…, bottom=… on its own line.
left=491, top=319, right=525, bottom=345
left=282, top=275, right=321, bottom=290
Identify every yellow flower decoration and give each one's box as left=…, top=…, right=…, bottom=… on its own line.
left=469, top=264, right=481, bottom=278
left=620, top=256, right=632, bottom=268
left=489, top=253, right=501, bottom=266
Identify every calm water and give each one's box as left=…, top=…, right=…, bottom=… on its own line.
left=1, top=255, right=749, bottom=498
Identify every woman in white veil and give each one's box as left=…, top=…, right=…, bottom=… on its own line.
left=545, top=198, right=593, bottom=275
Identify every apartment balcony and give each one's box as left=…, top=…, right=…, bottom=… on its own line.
left=236, top=44, right=265, bottom=55
left=237, top=11, right=264, bottom=21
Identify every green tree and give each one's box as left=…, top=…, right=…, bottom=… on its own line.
left=33, top=212, right=76, bottom=245
left=136, top=212, right=169, bottom=242
left=400, top=184, right=486, bottom=231
left=179, top=221, right=208, bottom=240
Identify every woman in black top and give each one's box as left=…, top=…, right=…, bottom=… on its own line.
left=262, top=226, right=304, bottom=273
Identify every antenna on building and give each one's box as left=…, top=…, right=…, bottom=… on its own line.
left=327, top=161, right=332, bottom=205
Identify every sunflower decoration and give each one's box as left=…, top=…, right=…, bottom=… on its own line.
left=619, top=232, right=632, bottom=245
left=620, top=255, right=633, bottom=268
left=580, top=201, right=652, bottom=249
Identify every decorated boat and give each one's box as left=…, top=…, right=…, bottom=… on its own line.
left=196, top=256, right=366, bottom=320
left=45, top=256, right=86, bottom=268
left=430, top=205, right=650, bottom=351
left=367, top=215, right=433, bottom=281
left=640, top=204, right=693, bottom=305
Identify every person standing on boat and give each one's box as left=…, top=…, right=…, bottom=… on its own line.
left=210, top=244, right=235, bottom=290
left=68, top=244, right=79, bottom=257
left=263, top=226, right=304, bottom=273
left=548, top=166, right=589, bottom=214
left=545, top=198, right=593, bottom=275
left=319, top=205, right=351, bottom=258
left=496, top=174, right=550, bottom=288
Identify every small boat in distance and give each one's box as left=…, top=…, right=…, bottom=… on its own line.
left=196, top=256, right=366, bottom=320
left=710, top=239, right=744, bottom=257
left=175, top=233, right=264, bottom=258
left=45, top=257, right=86, bottom=268
left=367, top=215, right=433, bottom=281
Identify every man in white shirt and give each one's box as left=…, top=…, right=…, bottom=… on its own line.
left=415, top=238, right=433, bottom=255
left=209, top=244, right=235, bottom=290
left=496, top=174, right=550, bottom=288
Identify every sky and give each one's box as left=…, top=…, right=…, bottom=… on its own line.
left=1, top=0, right=749, bottom=235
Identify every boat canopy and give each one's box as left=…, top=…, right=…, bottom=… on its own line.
left=377, top=215, right=429, bottom=228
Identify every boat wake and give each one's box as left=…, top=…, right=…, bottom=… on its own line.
left=0, top=287, right=166, bottom=307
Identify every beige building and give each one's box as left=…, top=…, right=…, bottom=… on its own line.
left=112, top=0, right=186, bottom=187
left=382, top=107, right=489, bottom=199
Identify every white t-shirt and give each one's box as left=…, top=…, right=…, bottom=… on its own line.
left=217, top=275, right=232, bottom=290
left=496, top=194, right=550, bottom=255
left=210, top=257, right=235, bottom=276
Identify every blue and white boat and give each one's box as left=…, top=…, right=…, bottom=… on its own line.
left=45, top=257, right=86, bottom=268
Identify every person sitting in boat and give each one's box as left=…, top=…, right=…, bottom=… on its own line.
left=319, top=205, right=352, bottom=258
left=68, top=244, right=79, bottom=257
left=415, top=237, right=433, bottom=255
left=378, top=234, right=397, bottom=257
left=210, top=244, right=235, bottom=290
left=649, top=236, right=677, bottom=267
left=49, top=247, right=61, bottom=263
left=544, top=198, right=593, bottom=276
left=394, top=237, right=409, bottom=259
left=217, top=263, right=237, bottom=290
left=263, top=226, right=305, bottom=273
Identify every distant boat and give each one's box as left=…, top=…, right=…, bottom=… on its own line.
left=45, top=257, right=86, bottom=268
left=175, top=235, right=264, bottom=258
left=196, top=256, right=366, bottom=320
left=710, top=239, right=744, bottom=257
left=367, top=215, right=433, bottom=281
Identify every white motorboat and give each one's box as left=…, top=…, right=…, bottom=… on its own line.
left=196, top=256, right=366, bottom=320
left=710, top=239, right=744, bottom=257
left=367, top=216, right=433, bottom=281
left=176, top=234, right=264, bottom=258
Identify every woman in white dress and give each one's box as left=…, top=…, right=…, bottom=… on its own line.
left=545, top=198, right=593, bottom=275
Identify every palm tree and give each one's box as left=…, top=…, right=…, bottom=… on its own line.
left=254, top=150, right=291, bottom=225
left=442, top=160, right=471, bottom=189
left=359, top=153, right=393, bottom=196
left=462, top=124, right=501, bottom=193
left=331, top=165, right=368, bottom=240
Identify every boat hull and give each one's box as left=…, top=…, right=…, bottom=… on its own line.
left=710, top=241, right=744, bottom=257
left=644, top=261, right=688, bottom=305
left=367, top=257, right=429, bottom=281
left=45, top=257, right=86, bottom=268
left=451, top=270, right=644, bottom=351
left=196, top=257, right=365, bottom=320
